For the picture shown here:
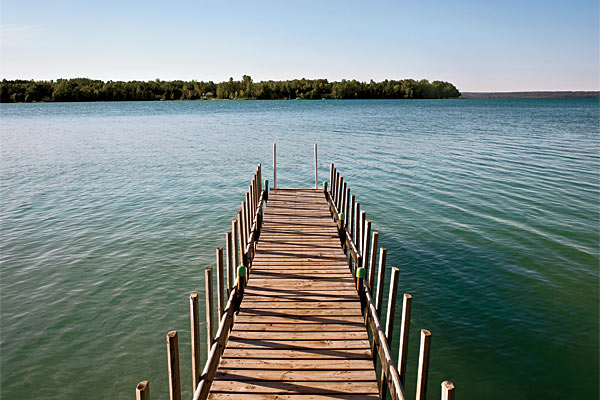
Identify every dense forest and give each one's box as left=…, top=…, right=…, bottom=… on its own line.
left=0, top=76, right=460, bottom=102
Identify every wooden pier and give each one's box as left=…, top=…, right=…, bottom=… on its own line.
left=135, top=145, right=455, bottom=400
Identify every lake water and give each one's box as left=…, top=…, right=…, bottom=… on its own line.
left=1, top=99, right=598, bottom=399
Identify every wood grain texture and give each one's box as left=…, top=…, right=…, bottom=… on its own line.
left=208, top=189, right=379, bottom=398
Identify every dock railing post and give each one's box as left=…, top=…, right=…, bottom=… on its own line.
left=329, top=163, right=334, bottom=194
left=354, top=202, right=361, bottom=249
left=416, top=329, right=432, bottom=400
left=225, top=232, right=233, bottom=297
left=189, top=293, right=201, bottom=392
left=136, top=381, right=149, bottom=400
left=398, top=293, right=412, bottom=386
left=166, top=331, right=181, bottom=400
left=216, top=247, right=225, bottom=317
left=232, top=219, right=240, bottom=270
left=205, top=268, right=214, bottom=351
left=314, top=144, right=318, bottom=189
left=442, top=381, right=455, bottom=400
left=375, top=247, right=387, bottom=317
left=362, top=219, right=372, bottom=271
left=273, top=143, right=277, bottom=189
left=385, top=267, right=399, bottom=341
left=368, top=231, right=378, bottom=291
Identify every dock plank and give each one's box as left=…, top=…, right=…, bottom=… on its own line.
left=208, top=188, right=379, bottom=398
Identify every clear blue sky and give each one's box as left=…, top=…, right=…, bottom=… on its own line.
left=1, top=0, right=598, bottom=91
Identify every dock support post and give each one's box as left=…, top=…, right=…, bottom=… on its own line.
left=189, top=293, right=201, bottom=391
left=442, top=381, right=455, bottom=400
left=166, top=331, right=181, bottom=400
left=416, top=329, right=432, bottom=400
left=314, top=144, right=318, bottom=189
left=379, top=267, right=399, bottom=398
left=236, top=265, right=247, bottom=309
left=385, top=267, right=399, bottom=341
left=341, top=181, right=347, bottom=219
left=205, top=268, right=214, bottom=351
left=226, top=232, right=233, bottom=297
left=398, top=293, right=413, bottom=386
left=273, top=143, right=277, bottom=189
left=232, top=219, right=240, bottom=270
left=349, top=194, right=355, bottom=238
left=362, top=219, right=372, bottom=271
left=136, top=381, right=149, bottom=400
left=216, top=247, right=225, bottom=317
left=329, top=163, right=334, bottom=193
left=375, top=247, right=387, bottom=317
left=344, top=187, right=350, bottom=228
left=354, top=202, right=361, bottom=250
left=368, top=231, right=378, bottom=291
left=237, top=208, right=246, bottom=265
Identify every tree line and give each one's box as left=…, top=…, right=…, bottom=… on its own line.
left=0, top=76, right=460, bottom=102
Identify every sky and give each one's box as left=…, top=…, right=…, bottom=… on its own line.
left=0, top=0, right=598, bottom=92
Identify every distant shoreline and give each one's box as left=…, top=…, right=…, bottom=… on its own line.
left=460, top=91, right=599, bottom=99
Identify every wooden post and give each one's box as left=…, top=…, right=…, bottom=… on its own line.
left=232, top=219, right=240, bottom=270
left=416, top=329, right=432, bottom=400
left=226, top=231, right=233, bottom=296
left=361, top=219, right=372, bottom=271
left=245, top=192, right=251, bottom=238
left=341, top=181, right=346, bottom=218
left=344, top=187, right=350, bottom=228
left=336, top=170, right=340, bottom=205
left=329, top=163, right=337, bottom=196
left=189, top=293, right=201, bottom=391
left=333, top=170, right=338, bottom=205
left=136, top=381, right=149, bottom=400
left=337, top=176, right=344, bottom=210
left=216, top=247, right=225, bottom=317
left=249, top=181, right=255, bottom=221
left=257, top=163, right=262, bottom=193
left=273, top=143, right=277, bottom=189
left=375, top=247, right=387, bottom=317
left=349, top=194, right=355, bottom=238
left=166, top=331, right=181, bottom=400
left=330, top=163, right=334, bottom=194
left=356, top=267, right=366, bottom=298
left=354, top=202, right=361, bottom=250
left=441, top=381, right=455, bottom=400
left=237, top=265, right=247, bottom=300
left=240, top=203, right=247, bottom=253
left=385, top=267, right=399, bottom=341
left=398, top=294, right=413, bottom=386
left=314, top=144, right=318, bottom=189
left=205, top=268, right=214, bottom=351
left=360, top=211, right=366, bottom=254
left=368, top=231, right=378, bottom=291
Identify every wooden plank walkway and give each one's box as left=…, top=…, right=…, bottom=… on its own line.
left=208, top=188, right=380, bottom=399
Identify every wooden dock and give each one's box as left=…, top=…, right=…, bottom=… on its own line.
left=135, top=145, right=455, bottom=400
left=209, top=188, right=379, bottom=398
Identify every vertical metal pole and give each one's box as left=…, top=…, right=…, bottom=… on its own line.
left=273, top=143, right=277, bottom=189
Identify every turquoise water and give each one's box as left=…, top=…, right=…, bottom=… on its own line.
left=1, top=99, right=598, bottom=399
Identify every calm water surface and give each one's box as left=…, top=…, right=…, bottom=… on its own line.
left=1, top=99, right=598, bottom=399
